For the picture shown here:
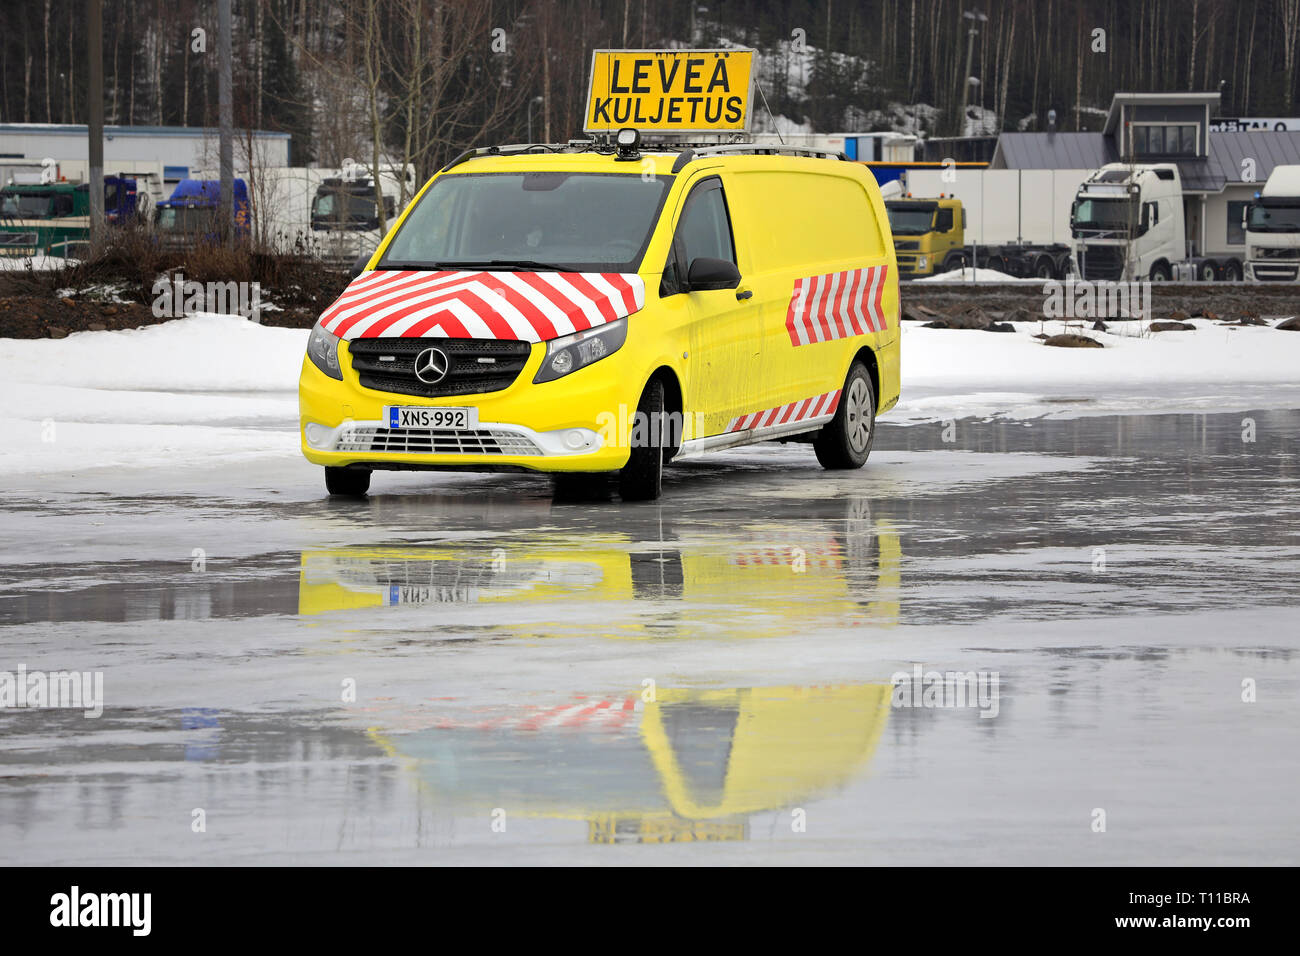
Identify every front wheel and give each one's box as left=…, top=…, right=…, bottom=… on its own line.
left=1149, top=261, right=1172, bottom=282
left=325, top=466, right=370, bottom=497
left=814, top=361, right=876, bottom=470
left=618, top=378, right=666, bottom=501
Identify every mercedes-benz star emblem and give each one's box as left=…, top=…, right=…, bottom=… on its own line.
left=413, top=346, right=450, bottom=384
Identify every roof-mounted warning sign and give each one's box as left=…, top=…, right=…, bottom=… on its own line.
left=583, top=49, right=756, bottom=135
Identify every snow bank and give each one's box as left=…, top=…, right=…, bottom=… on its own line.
left=0, top=314, right=305, bottom=476
left=896, top=319, right=1300, bottom=422
left=0, top=312, right=307, bottom=391
left=913, top=267, right=1040, bottom=284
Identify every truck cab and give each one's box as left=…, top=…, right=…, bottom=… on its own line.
left=884, top=196, right=965, bottom=277
left=0, top=181, right=89, bottom=257
left=1245, top=164, right=1300, bottom=282
left=1072, top=163, right=1186, bottom=281
left=310, top=160, right=415, bottom=266
left=154, top=178, right=251, bottom=251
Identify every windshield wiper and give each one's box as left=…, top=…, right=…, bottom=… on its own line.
left=433, top=258, right=571, bottom=272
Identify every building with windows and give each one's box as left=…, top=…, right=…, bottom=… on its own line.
left=987, top=92, right=1300, bottom=258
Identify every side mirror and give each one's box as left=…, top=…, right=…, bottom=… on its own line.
left=686, top=256, right=741, bottom=291
left=348, top=253, right=370, bottom=278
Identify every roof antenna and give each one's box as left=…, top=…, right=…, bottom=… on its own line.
left=756, top=81, right=784, bottom=145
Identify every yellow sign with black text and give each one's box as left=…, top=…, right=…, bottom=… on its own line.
left=584, top=49, right=755, bottom=135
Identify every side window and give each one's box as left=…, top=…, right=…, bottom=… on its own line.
left=661, top=178, right=736, bottom=296
left=935, top=208, right=954, bottom=232
left=54, top=195, right=74, bottom=216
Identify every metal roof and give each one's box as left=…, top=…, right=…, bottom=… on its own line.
left=1195, top=130, right=1300, bottom=191
left=992, top=132, right=1116, bottom=169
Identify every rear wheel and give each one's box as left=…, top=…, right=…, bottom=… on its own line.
left=618, top=378, right=666, bottom=501
left=1198, top=260, right=1218, bottom=282
left=1034, top=255, right=1054, bottom=279
left=1224, top=259, right=1242, bottom=282
left=814, top=362, right=876, bottom=470
left=325, top=466, right=370, bottom=497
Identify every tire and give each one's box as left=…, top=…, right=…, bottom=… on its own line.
left=940, top=252, right=966, bottom=274
left=325, top=466, right=370, bottom=497
left=1224, top=260, right=1242, bottom=282
left=618, top=378, right=666, bottom=501
left=1149, top=261, right=1172, bottom=282
left=1198, top=260, right=1218, bottom=282
left=814, top=361, right=876, bottom=470
left=1034, top=256, right=1054, bottom=279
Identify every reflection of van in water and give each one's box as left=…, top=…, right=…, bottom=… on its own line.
left=363, top=682, right=891, bottom=844
left=300, top=135, right=901, bottom=500
left=297, top=511, right=901, bottom=635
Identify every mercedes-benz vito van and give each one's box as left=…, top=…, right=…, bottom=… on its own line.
left=299, top=135, right=900, bottom=501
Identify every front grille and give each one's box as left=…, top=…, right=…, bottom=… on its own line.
left=1078, top=245, right=1125, bottom=280
left=335, top=425, right=541, bottom=456
left=1254, top=247, right=1300, bottom=259
left=348, top=337, right=531, bottom=398
left=894, top=240, right=920, bottom=251
left=0, top=231, right=39, bottom=248
left=1253, top=264, right=1299, bottom=281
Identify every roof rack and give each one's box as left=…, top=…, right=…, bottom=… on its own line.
left=438, top=139, right=848, bottom=175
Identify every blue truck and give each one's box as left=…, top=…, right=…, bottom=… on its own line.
left=154, top=178, right=251, bottom=250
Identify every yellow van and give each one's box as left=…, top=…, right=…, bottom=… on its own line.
left=299, top=132, right=900, bottom=500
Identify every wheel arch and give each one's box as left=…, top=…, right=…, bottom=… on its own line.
left=849, top=345, right=881, bottom=412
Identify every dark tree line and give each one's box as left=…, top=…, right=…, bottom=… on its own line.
left=1, top=0, right=1297, bottom=179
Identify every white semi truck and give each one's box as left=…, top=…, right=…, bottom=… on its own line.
left=1071, top=163, right=1243, bottom=282
left=309, top=160, right=416, bottom=267
left=1244, top=164, right=1300, bottom=282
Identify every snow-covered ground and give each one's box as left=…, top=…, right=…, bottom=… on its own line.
left=2, top=312, right=1299, bottom=477
left=913, top=267, right=1040, bottom=284
left=0, top=255, right=78, bottom=271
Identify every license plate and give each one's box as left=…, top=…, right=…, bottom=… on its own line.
left=385, top=406, right=477, bottom=429
left=386, top=584, right=478, bottom=605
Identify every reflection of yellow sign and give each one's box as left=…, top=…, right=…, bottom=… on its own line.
left=584, top=49, right=755, bottom=134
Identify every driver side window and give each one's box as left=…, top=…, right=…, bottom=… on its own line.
left=661, top=178, right=735, bottom=296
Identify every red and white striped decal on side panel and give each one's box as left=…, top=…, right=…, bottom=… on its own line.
left=785, top=264, right=889, bottom=346
left=726, top=388, right=841, bottom=433
left=317, top=269, right=646, bottom=343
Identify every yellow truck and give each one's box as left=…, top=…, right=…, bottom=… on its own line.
left=885, top=194, right=1072, bottom=280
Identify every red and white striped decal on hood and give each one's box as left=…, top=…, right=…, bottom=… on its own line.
left=317, top=269, right=646, bottom=343
left=786, top=264, right=889, bottom=346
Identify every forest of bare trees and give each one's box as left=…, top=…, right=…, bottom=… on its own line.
left=2, top=0, right=1299, bottom=182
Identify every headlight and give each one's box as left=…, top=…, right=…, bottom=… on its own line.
left=307, top=320, right=343, bottom=380
left=533, top=317, right=628, bottom=384
left=917, top=256, right=929, bottom=268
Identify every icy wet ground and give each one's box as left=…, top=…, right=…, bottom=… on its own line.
left=1, top=410, right=1297, bottom=864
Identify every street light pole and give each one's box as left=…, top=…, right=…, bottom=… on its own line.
left=217, top=0, right=234, bottom=245
left=957, top=10, right=987, bottom=138
left=88, top=0, right=104, bottom=256
left=527, top=96, right=545, bottom=144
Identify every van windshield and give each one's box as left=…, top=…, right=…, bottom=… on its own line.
left=378, top=171, right=672, bottom=272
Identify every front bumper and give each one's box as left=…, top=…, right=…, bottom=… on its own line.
left=299, top=342, right=638, bottom=473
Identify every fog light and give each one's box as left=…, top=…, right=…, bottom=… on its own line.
left=563, top=429, right=588, bottom=450
left=305, top=423, right=331, bottom=449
